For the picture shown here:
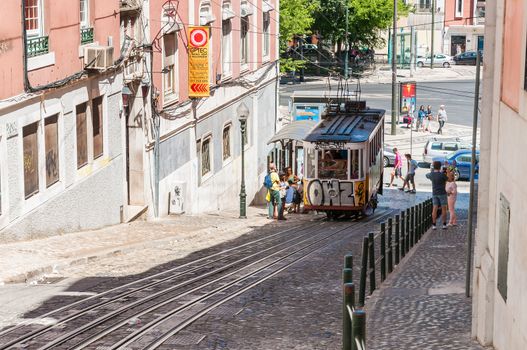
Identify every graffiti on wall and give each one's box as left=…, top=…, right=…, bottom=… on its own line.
left=305, top=179, right=366, bottom=207
left=0, top=40, right=11, bottom=55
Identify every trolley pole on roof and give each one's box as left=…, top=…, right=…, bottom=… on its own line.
left=391, top=0, right=398, bottom=135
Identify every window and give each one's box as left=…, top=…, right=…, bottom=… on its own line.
left=163, top=33, right=178, bottom=99
left=222, top=18, right=232, bottom=75
left=80, top=0, right=89, bottom=28
left=25, top=0, right=41, bottom=36
left=431, top=142, right=442, bottom=150
left=92, top=96, right=103, bottom=159
left=44, top=115, right=59, bottom=187
left=201, top=137, right=211, bottom=176
left=222, top=125, right=231, bottom=161
left=419, top=0, right=431, bottom=10
left=263, top=12, right=270, bottom=58
left=23, top=122, right=39, bottom=198
left=76, top=103, right=88, bottom=168
left=306, top=148, right=316, bottom=178
left=455, top=0, right=463, bottom=17
left=317, top=150, right=348, bottom=180
left=241, top=17, right=249, bottom=66
left=442, top=142, right=458, bottom=151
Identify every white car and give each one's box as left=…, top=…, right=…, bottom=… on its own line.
left=422, top=137, right=471, bottom=165
left=417, top=54, right=455, bottom=68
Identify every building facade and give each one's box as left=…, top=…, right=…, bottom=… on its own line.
left=0, top=0, right=279, bottom=240
left=0, top=0, right=125, bottom=241
left=145, top=0, right=279, bottom=216
left=472, top=0, right=527, bottom=348
left=443, top=0, right=485, bottom=55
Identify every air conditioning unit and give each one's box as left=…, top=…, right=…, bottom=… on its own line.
left=240, top=3, right=253, bottom=17
left=84, top=46, right=114, bottom=70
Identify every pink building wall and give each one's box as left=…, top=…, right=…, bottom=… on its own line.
left=0, top=0, right=120, bottom=100
left=444, top=0, right=475, bottom=27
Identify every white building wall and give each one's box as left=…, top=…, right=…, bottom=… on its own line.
left=0, top=74, right=125, bottom=241
left=472, top=0, right=527, bottom=348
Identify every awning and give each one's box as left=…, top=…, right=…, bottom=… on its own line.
left=267, top=120, right=317, bottom=145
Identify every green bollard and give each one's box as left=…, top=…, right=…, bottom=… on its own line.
left=387, top=217, right=393, bottom=273
left=380, top=223, right=386, bottom=282
left=351, top=309, right=367, bottom=350
left=359, top=237, right=368, bottom=306
left=344, top=253, right=353, bottom=269
left=405, top=208, right=411, bottom=253
left=394, top=214, right=400, bottom=264
left=368, top=232, right=376, bottom=294
left=343, top=268, right=353, bottom=285
left=343, top=282, right=355, bottom=350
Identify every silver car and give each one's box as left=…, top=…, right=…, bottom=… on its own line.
left=417, top=54, right=455, bottom=68
left=422, top=137, right=471, bottom=165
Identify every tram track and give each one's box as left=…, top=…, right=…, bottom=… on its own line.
left=1, top=210, right=391, bottom=349
left=0, top=221, right=325, bottom=348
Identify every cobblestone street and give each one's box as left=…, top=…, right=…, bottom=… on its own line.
left=366, top=203, right=491, bottom=350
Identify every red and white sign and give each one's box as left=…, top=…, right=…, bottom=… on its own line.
left=189, top=28, right=208, bottom=47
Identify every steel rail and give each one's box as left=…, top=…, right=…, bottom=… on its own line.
left=0, top=221, right=322, bottom=348
left=31, top=221, right=347, bottom=350
left=139, top=212, right=393, bottom=349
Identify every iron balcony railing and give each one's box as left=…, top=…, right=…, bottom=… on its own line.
left=81, top=27, right=94, bottom=45
left=26, top=36, right=49, bottom=57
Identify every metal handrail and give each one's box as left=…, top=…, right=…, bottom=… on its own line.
left=26, top=36, right=49, bottom=57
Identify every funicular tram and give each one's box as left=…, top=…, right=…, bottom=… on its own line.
left=302, top=101, right=385, bottom=218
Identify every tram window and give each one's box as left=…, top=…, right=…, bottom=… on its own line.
left=359, top=149, right=364, bottom=178
left=318, top=150, right=348, bottom=180
left=351, top=149, right=360, bottom=179
left=306, top=148, right=316, bottom=178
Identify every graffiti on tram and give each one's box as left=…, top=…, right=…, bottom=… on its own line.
left=304, top=179, right=366, bottom=207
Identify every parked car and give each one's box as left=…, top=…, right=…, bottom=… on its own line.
left=432, top=149, right=480, bottom=181
left=416, top=54, right=455, bottom=68
left=453, top=51, right=483, bottom=65
left=383, top=146, right=396, bottom=167
left=422, top=137, right=471, bottom=165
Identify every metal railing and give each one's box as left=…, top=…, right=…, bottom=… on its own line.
left=26, top=36, right=49, bottom=57
left=342, top=254, right=367, bottom=350
left=342, top=199, right=433, bottom=350
left=358, top=199, right=433, bottom=306
left=80, top=27, right=94, bottom=45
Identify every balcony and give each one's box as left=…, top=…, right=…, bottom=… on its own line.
left=81, top=27, right=94, bottom=45
left=26, top=36, right=49, bottom=57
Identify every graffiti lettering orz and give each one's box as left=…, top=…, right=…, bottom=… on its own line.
left=307, top=179, right=355, bottom=207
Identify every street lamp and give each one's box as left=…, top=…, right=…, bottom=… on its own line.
left=237, top=102, right=250, bottom=219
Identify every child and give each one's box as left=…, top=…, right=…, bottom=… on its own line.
left=446, top=170, right=458, bottom=226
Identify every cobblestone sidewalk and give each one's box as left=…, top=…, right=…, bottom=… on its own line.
left=365, top=209, right=492, bottom=350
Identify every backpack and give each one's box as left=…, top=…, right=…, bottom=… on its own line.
left=263, top=173, right=273, bottom=189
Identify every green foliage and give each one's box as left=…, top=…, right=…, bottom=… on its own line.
left=279, top=0, right=317, bottom=72
left=279, top=57, right=307, bottom=73
left=313, top=0, right=412, bottom=49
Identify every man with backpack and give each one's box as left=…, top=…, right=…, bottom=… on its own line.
left=264, top=163, right=285, bottom=220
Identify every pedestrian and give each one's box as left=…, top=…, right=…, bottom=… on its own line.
left=399, top=153, right=418, bottom=193
left=284, top=179, right=297, bottom=213
left=446, top=170, right=458, bottom=226
left=437, top=105, right=448, bottom=134
left=416, top=105, right=426, bottom=132
left=387, top=147, right=404, bottom=187
left=426, top=160, right=449, bottom=230
left=279, top=173, right=288, bottom=219
left=425, top=105, right=433, bottom=132
left=265, top=163, right=284, bottom=220
left=285, top=166, right=298, bottom=184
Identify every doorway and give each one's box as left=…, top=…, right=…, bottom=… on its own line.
left=126, top=110, right=145, bottom=206
left=450, top=35, right=466, bottom=56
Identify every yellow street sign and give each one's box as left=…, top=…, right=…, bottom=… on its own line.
left=188, top=26, right=210, bottom=97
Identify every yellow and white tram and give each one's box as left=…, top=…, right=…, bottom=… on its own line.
left=302, top=106, right=385, bottom=218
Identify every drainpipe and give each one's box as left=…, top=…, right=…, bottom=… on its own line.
left=146, top=44, right=160, bottom=218
left=21, top=0, right=31, bottom=92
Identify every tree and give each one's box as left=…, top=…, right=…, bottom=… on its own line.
left=313, top=0, right=412, bottom=51
left=279, top=0, right=317, bottom=72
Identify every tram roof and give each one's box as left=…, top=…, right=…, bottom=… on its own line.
left=304, top=108, right=385, bottom=143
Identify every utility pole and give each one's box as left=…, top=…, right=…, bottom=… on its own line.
left=410, top=25, right=415, bottom=77
left=430, top=0, right=435, bottom=68
left=466, top=51, right=481, bottom=297
left=391, top=0, right=398, bottom=135
left=344, top=2, right=349, bottom=79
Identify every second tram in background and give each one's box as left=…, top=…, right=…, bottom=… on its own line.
left=302, top=101, right=385, bottom=219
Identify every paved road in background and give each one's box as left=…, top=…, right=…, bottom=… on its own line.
left=280, top=80, right=477, bottom=127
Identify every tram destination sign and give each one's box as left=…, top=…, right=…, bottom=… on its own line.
left=313, top=141, right=347, bottom=150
